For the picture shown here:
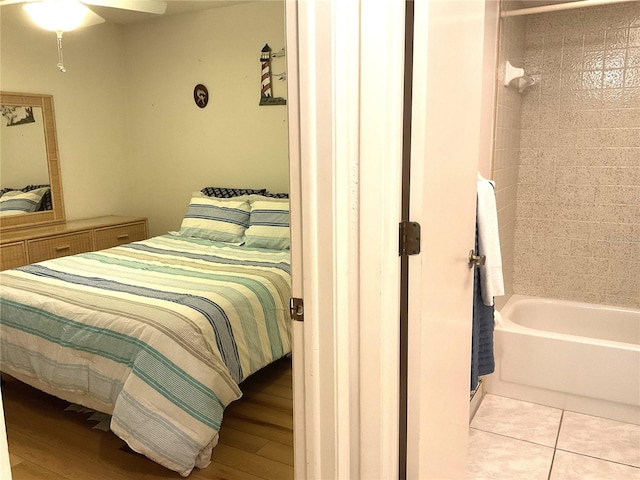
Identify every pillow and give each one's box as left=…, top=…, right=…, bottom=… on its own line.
left=200, top=186, right=267, bottom=198
left=23, top=184, right=52, bottom=211
left=244, top=198, right=290, bottom=250
left=0, top=187, right=49, bottom=215
left=262, top=192, right=289, bottom=199
left=0, top=185, right=53, bottom=211
left=178, top=193, right=251, bottom=244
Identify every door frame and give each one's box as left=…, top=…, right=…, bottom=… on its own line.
left=287, top=0, right=406, bottom=478
left=288, top=0, right=491, bottom=478
left=284, top=1, right=306, bottom=478
left=0, top=383, right=11, bottom=480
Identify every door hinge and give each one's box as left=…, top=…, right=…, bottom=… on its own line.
left=399, top=221, right=421, bottom=256
left=290, top=297, right=304, bottom=322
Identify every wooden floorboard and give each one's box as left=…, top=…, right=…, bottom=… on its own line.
left=3, top=357, right=294, bottom=480
left=241, top=382, right=293, bottom=401
left=219, top=416, right=294, bottom=448
left=10, top=461, right=70, bottom=480
left=256, top=441, right=294, bottom=466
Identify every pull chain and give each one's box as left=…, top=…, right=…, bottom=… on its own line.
left=56, top=31, right=67, bottom=73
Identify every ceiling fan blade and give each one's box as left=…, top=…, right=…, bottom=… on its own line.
left=0, top=0, right=36, bottom=5
left=80, top=7, right=106, bottom=27
left=82, top=0, right=166, bottom=14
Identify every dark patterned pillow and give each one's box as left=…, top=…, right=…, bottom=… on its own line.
left=263, top=192, right=289, bottom=199
left=23, top=184, right=52, bottom=211
left=200, top=186, right=267, bottom=198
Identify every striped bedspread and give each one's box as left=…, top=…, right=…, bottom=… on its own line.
left=0, top=234, right=291, bottom=476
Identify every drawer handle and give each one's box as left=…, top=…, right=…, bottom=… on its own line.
left=55, top=245, right=71, bottom=252
left=117, top=234, right=130, bottom=240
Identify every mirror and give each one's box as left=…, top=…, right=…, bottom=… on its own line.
left=0, top=92, right=65, bottom=230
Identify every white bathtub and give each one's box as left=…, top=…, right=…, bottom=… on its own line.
left=485, top=295, right=640, bottom=425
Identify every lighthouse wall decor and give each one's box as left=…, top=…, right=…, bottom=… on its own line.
left=259, top=43, right=286, bottom=106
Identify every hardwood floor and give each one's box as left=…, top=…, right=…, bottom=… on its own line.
left=2, top=358, right=294, bottom=480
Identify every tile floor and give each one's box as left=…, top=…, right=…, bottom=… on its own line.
left=468, top=394, right=640, bottom=479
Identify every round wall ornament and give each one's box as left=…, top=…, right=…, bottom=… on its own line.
left=194, top=84, right=209, bottom=108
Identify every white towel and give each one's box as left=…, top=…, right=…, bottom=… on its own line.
left=477, top=178, right=504, bottom=306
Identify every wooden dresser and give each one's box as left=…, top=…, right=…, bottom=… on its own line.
left=0, top=216, right=148, bottom=271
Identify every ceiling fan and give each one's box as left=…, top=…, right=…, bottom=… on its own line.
left=0, top=0, right=167, bottom=72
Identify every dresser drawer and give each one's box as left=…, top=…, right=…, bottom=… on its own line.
left=28, top=232, right=93, bottom=263
left=94, top=221, right=147, bottom=250
left=1, top=242, right=28, bottom=270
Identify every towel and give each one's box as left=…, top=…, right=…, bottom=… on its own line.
left=476, top=178, right=504, bottom=306
left=471, top=217, right=495, bottom=391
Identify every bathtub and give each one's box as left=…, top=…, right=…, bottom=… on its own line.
left=485, top=295, right=640, bottom=425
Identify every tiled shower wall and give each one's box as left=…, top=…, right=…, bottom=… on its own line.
left=501, top=3, right=640, bottom=309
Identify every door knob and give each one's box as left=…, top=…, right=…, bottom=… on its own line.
left=468, top=250, right=486, bottom=268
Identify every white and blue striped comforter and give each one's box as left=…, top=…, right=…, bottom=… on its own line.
left=0, top=234, right=291, bottom=476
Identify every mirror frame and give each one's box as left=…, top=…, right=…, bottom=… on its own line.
left=0, top=91, right=65, bottom=231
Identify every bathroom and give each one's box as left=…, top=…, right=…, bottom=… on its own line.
left=469, top=0, right=640, bottom=478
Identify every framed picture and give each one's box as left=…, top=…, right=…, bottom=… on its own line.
left=0, top=105, right=36, bottom=126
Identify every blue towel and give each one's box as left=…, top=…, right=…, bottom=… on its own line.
left=471, top=220, right=495, bottom=391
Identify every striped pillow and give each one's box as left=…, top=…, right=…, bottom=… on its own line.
left=0, top=187, right=49, bottom=215
left=244, top=198, right=290, bottom=250
left=178, top=194, right=250, bottom=244
left=23, top=184, right=52, bottom=211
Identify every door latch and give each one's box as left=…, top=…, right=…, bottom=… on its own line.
left=290, top=297, right=304, bottom=322
left=468, top=250, right=486, bottom=268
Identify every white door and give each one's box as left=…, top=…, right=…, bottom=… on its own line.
left=406, top=1, right=489, bottom=478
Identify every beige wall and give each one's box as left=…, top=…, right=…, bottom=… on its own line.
left=124, top=2, right=288, bottom=236
left=0, top=5, right=131, bottom=221
left=0, top=2, right=288, bottom=237
left=494, top=2, right=640, bottom=309
left=1, top=107, right=49, bottom=186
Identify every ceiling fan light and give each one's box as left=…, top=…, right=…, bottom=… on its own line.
left=23, top=0, right=91, bottom=32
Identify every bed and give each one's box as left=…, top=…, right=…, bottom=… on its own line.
left=0, top=191, right=292, bottom=476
